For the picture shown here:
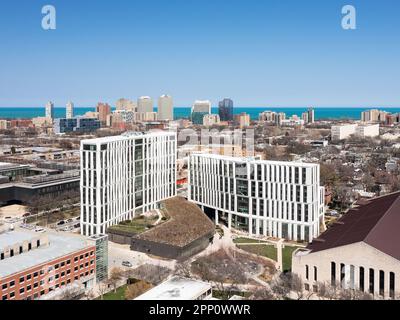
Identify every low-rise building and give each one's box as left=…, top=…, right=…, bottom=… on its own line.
left=292, top=192, right=400, bottom=299
left=135, top=276, right=212, bottom=300
left=0, top=229, right=96, bottom=300
left=53, top=117, right=101, bottom=134
left=331, top=124, right=358, bottom=141
left=203, top=114, right=220, bottom=126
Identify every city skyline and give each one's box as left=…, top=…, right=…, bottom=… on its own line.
left=0, top=0, right=399, bottom=107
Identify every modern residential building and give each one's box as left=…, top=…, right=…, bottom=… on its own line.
left=80, top=131, right=177, bottom=236
left=203, top=114, right=220, bottom=126
left=331, top=124, right=358, bottom=141
left=292, top=192, right=400, bottom=299
left=116, top=98, right=136, bottom=112
left=53, top=118, right=101, bottom=134
left=218, top=98, right=234, bottom=121
left=158, top=95, right=174, bottom=121
left=188, top=153, right=325, bottom=242
left=0, top=120, right=9, bottom=130
left=106, top=110, right=135, bottom=130
left=137, top=96, right=153, bottom=113
left=361, top=109, right=389, bottom=123
left=135, top=276, right=212, bottom=300
left=32, top=117, right=52, bottom=128
left=134, top=112, right=158, bottom=122
left=234, top=112, right=250, bottom=128
left=66, top=102, right=74, bottom=119
left=96, top=103, right=111, bottom=126
left=331, top=123, right=379, bottom=141
left=356, top=124, right=380, bottom=138
left=45, top=101, right=54, bottom=121
left=281, top=115, right=305, bottom=127
left=0, top=229, right=96, bottom=300
left=191, top=100, right=211, bottom=125
left=307, top=108, right=315, bottom=124
left=275, top=112, right=286, bottom=126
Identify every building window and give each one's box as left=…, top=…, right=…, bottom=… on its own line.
left=340, top=264, right=345, bottom=288
left=331, top=262, right=336, bottom=286
left=369, top=269, right=375, bottom=294
left=305, top=265, right=309, bottom=280
left=379, top=270, right=385, bottom=297
left=390, top=272, right=395, bottom=299
left=359, top=267, right=365, bottom=292
left=314, top=266, right=318, bottom=282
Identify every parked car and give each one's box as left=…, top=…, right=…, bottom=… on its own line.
left=35, top=227, right=45, bottom=233
left=57, top=220, right=65, bottom=226
left=122, top=261, right=132, bottom=268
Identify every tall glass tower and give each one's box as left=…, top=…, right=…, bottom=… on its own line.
left=218, top=98, right=234, bottom=121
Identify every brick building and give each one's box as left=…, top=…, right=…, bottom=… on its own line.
left=0, top=230, right=96, bottom=300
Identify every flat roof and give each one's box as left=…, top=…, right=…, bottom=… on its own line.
left=0, top=231, right=35, bottom=250
left=0, top=162, right=30, bottom=170
left=0, top=231, right=90, bottom=278
left=135, top=276, right=211, bottom=300
left=81, top=131, right=175, bottom=145
left=191, top=153, right=319, bottom=167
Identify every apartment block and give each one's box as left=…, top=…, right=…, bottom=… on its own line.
left=188, top=153, right=325, bottom=242
left=80, top=131, right=177, bottom=236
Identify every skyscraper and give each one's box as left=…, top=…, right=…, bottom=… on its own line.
left=80, top=131, right=177, bottom=236
left=307, top=108, right=315, bottom=124
left=137, top=96, right=154, bottom=113
left=96, top=102, right=111, bottom=126
left=45, top=101, right=54, bottom=120
left=158, top=95, right=173, bottom=121
left=66, top=101, right=74, bottom=119
left=191, top=100, right=211, bottom=125
left=218, top=98, right=234, bottom=121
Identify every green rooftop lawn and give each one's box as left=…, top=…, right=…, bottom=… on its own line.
left=107, top=217, right=157, bottom=234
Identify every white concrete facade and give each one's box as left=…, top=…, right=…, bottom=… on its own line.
left=66, top=101, right=74, bottom=119
left=292, top=242, right=400, bottom=299
left=188, top=154, right=325, bottom=242
left=158, top=95, right=173, bottom=121
left=80, top=131, right=177, bottom=236
left=331, top=124, right=357, bottom=141
left=356, top=124, right=380, bottom=138
left=45, top=101, right=54, bottom=120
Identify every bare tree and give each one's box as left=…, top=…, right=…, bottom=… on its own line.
left=109, top=267, right=125, bottom=293
left=97, top=282, right=109, bottom=300
left=174, top=260, right=192, bottom=278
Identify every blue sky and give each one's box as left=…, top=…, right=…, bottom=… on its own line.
left=0, top=0, right=399, bottom=107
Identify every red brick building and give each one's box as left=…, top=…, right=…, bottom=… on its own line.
left=0, top=231, right=96, bottom=300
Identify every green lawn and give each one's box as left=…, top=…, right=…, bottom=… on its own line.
left=237, top=244, right=277, bottom=261
left=236, top=243, right=300, bottom=272
left=107, top=217, right=157, bottom=234
left=97, top=285, right=127, bottom=300
left=282, top=246, right=300, bottom=272
left=233, top=237, right=268, bottom=244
